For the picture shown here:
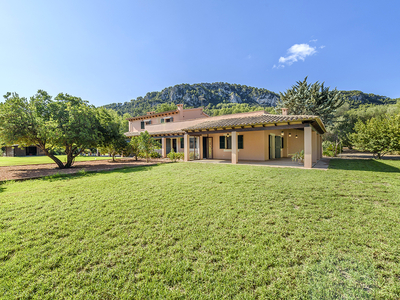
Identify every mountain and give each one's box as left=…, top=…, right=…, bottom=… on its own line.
left=103, top=82, right=279, bottom=117
left=340, top=90, right=397, bottom=108
left=102, top=82, right=398, bottom=117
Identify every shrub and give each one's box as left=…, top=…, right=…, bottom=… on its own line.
left=322, top=141, right=342, bottom=157
left=150, top=152, right=161, bottom=158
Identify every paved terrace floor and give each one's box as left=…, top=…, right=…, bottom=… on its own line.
left=191, top=157, right=330, bottom=170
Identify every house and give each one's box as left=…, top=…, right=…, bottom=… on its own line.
left=3, top=145, right=45, bottom=157
left=125, top=105, right=326, bottom=168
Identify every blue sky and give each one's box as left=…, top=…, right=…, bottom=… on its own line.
left=1, top=0, right=399, bottom=106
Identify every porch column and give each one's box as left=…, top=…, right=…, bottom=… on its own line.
left=312, top=131, right=317, bottom=164
left=317, top=135, right=321, bottom=160
left=231, top=131, right=238, bottom=164
left=319, top=135, right=323, bottom=158
left=199, top=136, right=203, bottom=160
left=304, top=126, right=313, bottom=169
left=184, top=134, right=190, bottom=162
left=162, top=138, right=167, bottom=158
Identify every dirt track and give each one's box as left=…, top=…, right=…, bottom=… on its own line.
left=0, top=158, right=167, bottom=181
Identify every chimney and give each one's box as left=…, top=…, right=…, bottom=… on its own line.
left=281, top=108, right=288, bottom=115
left=177, top=104, right=183, bottom=111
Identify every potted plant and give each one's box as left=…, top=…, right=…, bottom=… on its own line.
left=291, top=152, right=299, bottom=162
left=298, top=150, right=304, bottom=164
left=291, top=150, right=304, bottom=164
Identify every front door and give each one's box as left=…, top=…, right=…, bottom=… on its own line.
left=172, top=139, right=177, bottom=152
left=275, top=136, right=282, bottom=158
left=202, top=137, right=213, bottom=159
left=269, top=135, right=274, bottom=159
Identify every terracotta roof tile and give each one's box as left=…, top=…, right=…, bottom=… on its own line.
left=182, top=114, right=319, bottom=131
left=125, top=130, right=185, bottom=137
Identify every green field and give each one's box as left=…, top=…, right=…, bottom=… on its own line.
left=1, top=160, right=400, bottom=299
left=0, top=155, right=115, bottom=167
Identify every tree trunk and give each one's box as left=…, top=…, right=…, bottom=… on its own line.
left=146, top=154, right=149, bottom=163
left=64, top=153, right=75, bottom=168
left=42, top=148, right=65, bottom=169
left=112, top=152, right=116, bottom=162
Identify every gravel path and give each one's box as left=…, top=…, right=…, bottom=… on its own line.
left=0, top=158, right=168, bottom=181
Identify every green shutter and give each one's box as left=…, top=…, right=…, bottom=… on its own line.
left=180, top=138, right=184, bottom=148
left=219, top=136, right=225, bottom=149
left=238, top=135, right=243, bottom=149
left=281, top=137, right=284, bottom=148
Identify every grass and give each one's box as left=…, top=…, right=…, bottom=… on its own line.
left=0, top=155, right=115, bottom=167
left=0, top=159, right=400, bottom=299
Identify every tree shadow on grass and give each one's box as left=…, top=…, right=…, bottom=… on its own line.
left=38, top=164, right=163, bottom=183
left=329, top=159, right=400, bottom=173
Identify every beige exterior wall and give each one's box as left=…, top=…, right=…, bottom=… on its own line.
left=208, top=131, right=267, bottom=161
left=128, top=106, right=207, bottom=133
left=204, top=129, right=305, bottom=162
left=285, top=129, right=304, bottom=156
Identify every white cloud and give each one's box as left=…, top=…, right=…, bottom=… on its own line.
left=320, top=45, right=325, bottom=49
left=309, top=39, right=318, bottom=43
left=274, top=43, right=318, bottom=68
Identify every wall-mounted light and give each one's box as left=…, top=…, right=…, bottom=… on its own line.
left=289, top=133, right=292, bottom=137
left=295, top=134, right=298, bottom=139
left=281, top=131, right=284, bottom=136
left=226, top=133, right=230, bottom=138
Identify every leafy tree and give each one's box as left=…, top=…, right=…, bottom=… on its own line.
left=129, top=136, right=140, bottom=161
left=204, top=103, right=275, bottom=116
left=0, top=90, right=119, bottom=168
left=326, top=102, right=400, bottom=147
left=350, top=115, right=400, bottom=158
left=155, top=103, right=177, bottom=113
left=138, top=131, right=161, bottom=163
left=276, top=77, right=344, bottom=125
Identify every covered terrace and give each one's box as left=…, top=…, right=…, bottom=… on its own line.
left=181, top=112, right=326, bottom=169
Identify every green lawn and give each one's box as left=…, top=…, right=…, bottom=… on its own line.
left=1, top=160, right=400, bottom=299
left=0, top=155, right=115, bottom=167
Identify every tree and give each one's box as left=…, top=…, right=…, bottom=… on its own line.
left=96, top=108, right=128, bottom=162
left=138, top=131, right=160, bottom=163
left=276, top=77, right=344, bottom=125
left=0, top=90, right=119, bottom=168
left=129, top=136, right=140, bottom=161
left=350, top=115, right=400, bottom=158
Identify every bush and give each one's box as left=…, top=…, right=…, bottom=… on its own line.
left=150, top=152, right=161, bottom=158
left=167, top=149, right=184, bottom=162
left=322, top=141, right=342, bottom=157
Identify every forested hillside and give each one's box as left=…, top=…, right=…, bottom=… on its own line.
left=103, top=82, right=279, bottom=117
left=102, top=82, right=398, bottom=117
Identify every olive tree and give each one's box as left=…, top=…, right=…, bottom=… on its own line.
left=0, top=90, right=121, bottom=168
left=350, top=115, right=400, bottom=158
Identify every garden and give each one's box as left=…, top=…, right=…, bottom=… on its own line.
left=1, top=160, right=399, bottom=299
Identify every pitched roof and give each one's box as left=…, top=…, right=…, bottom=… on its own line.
left=125, top=130, right=185, bottom=137
left=182, top=113, right=324, bottom=131
left=127, top=109, right=179, bottom=121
